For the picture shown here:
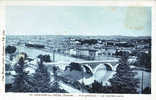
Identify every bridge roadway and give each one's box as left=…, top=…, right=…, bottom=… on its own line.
left=44, top=59, right=119, bottom=65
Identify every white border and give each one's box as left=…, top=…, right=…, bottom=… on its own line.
left=0, top=2, right=5, bottom=93
left=0, top=1, right=156, bottom=100
left=1, top=1, right=156, bottom=6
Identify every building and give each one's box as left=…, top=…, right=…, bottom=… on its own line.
left=76, top=48, right=97, bottom=60
left=69, top=48, right=77, bottom=56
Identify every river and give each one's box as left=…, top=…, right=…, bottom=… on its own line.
left=17, top=46, right=84, bottom=62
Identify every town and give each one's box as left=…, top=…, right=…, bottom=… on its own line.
left=5, top=35, right=151, bottom=93
left=6, top=35, right=151, bottom=62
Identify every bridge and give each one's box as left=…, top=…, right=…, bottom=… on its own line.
left=43, top=59, right=119, bottom=74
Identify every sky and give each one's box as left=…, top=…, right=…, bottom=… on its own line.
left=6, top=6, right=151, bottom=36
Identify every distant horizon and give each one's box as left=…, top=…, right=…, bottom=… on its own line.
left=6, top=33, right=151, bottom=37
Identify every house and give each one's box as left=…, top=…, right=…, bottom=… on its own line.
left=97, top=48, right=116, bottom=56
left=76, top=48, right=97, bottom=60
left=104, top=48, right=116, bottom=56
left=69, top=48, right=77, bottom=56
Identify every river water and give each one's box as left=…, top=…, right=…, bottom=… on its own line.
left=17, top=46, right=84, bottom=62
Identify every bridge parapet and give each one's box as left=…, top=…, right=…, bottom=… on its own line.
left=44, top=59, right=119, bottom=65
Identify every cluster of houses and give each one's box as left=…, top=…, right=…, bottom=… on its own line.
left=53, top=37, right=151, bottom=61
left=55, top=46, right=131, bottom=60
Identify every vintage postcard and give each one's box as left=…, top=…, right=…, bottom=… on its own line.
left=0, top=1, right=156, bottom=100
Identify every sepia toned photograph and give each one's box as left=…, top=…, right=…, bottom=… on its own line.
left=5, top=6, right=151, bottom=94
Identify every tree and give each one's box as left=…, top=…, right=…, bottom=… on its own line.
left=6, top=45, right=17, bottom=60
left=8, top=55, right=32, bottom=92
left=30, top=65, right=53, bottom=92
left=109, top=52, right=140, bottom=93
left=6, top=45, right=16, bottom=54
left=67, top=62, right=82, bottom=71
left=135, top=51, right=151, bottom=69
left=38, top=54, right=51, bottom=62
left=84, top=80, right=113, bottom=93
left=30, top=56, right=65, bottom=93
left=142, top=87, right=151, bottom=94
left=6, top=53, right=66, bottom=93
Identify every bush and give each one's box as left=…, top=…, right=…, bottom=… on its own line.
left=68, top=62, right=82, bottom=71
left=142, top=87, right=151, bottom=94
left=38, top=54, right=51, bottom=62
left=135, top=51, right=151, bottom=69
left=6, top=45, right=16, bottom=54
left=85, top=80, right=113, bottom=93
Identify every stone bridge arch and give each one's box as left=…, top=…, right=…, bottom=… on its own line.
left=104, top=63, right=114, bottom=71
left=113, top=64, right=119, bottom=71
left=82, top=63, right=119, bottom=74
left=93, top=63, right=113, bottom=73
left=82, top=64, right=94, bottom=74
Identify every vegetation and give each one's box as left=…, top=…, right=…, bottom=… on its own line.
left=6, top=53, right=66, bottom=93
left=6, top=45, right=17, bottom=60
left=6, top=45, right=17, bottom=54
left=115, top=49, right=151, bottom=70
left=134, top=50, right=151, bottom=70
left=6, top=55, right=31, bottom=92
left=115, top=50, right=130, bottom=57
left=29, top=61, right=64, bottom=93
left=65, top=62, right=83, bottom=71
left=142, top=87, right=151, bottom=94
left=84, top=80, right=113, bottom=93
left=109, top=52, right=140, bottom=93
left=38, top=54, right=51, bottom=62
